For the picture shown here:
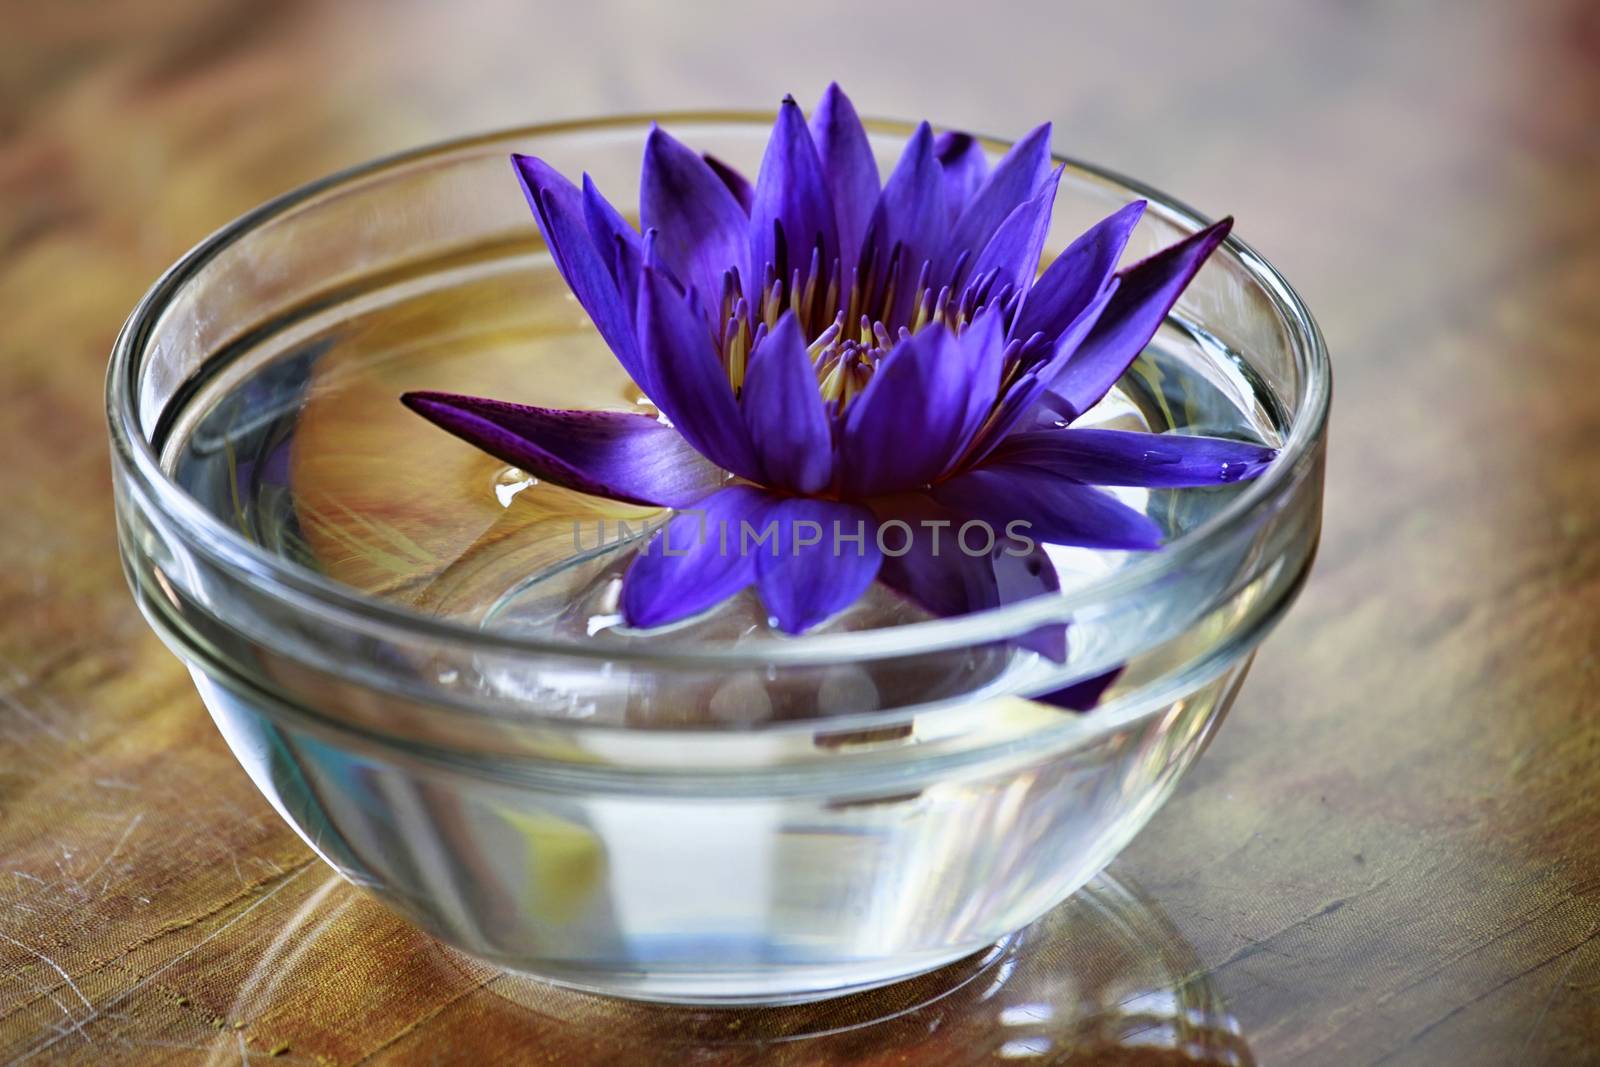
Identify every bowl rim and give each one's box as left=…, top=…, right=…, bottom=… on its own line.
left=107, top=110, right=1330, bottom=670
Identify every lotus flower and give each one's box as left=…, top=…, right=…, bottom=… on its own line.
left=404, top=85, right=1275, bottom=637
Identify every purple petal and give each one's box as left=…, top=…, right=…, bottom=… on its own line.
left=934, top=464, right=1164, bottom=551
left=512, top=156, right=646, bottom=388
left=1051, top=218, right=1233, bottom=420
left=944, top=307, right=1010, bottom=473
left=966, top=281, right=1120, bottom=461
left=874, top=496, right=1061, bottom=619
left=581, top=173, right=641, bottom=274
left=934, top=131, right=989, bottom=223
left=840, top=315, right=1002, bottom=496
left=1036, top=668, right=1121, bottom=711
left=582, top=174, right=644, bottom=319
left=754, top=497, right=882, bottom=633
left=1012, top=200, right=1145, bottom=342
left=702, top=153, right=754, bottom=213
left=637, top=265, right=760, bottom=479
left=874, top=501, right=1000, bottom=619
left=641, top=126, right=750, bottom=305
left=750, top=96, right=840, bottom=287
left=740, top=312, right=834, bottom=493
left=400, top=392, right=723, bottom=507
left=970, top=166, right=1062, bottom=293
left=860, top=123, right=945, bottom=310
left=934, top=123, right=1052, bottom=286
left=622, top=486, right=767, bottom=628
left=990, top=428, right=1278, bottom=487
left=810, top=83, right=880, bottom=270
left=511, top=153, right=581, bottom=272
left=994, top=546, right=1067, bottom=661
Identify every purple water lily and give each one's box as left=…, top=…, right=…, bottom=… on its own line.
left=403, top=85, right=1275, bottom=637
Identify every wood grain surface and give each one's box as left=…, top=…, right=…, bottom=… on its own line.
left=2, top=1, right=1598, bottom=1063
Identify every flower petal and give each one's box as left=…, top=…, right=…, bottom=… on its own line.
left=934, top=131, right=988, bottom=222
left=581, top=173, right=641, bottom=274
left=702, top=153, right=754, bottom=213
left=935, top=123, right=1052, bottom=286
left=1035, top=669, right=1121, bottom=711
left=582, top=173, right=644, bottom=319
left=754, top=497, right=882, bottom=633
left=970, top=165, right=1062, bottom=294
left=622, top=486, right=767, bottom=628
left=934, top=464, right=1164, bottom=551
left=840, top=315, right=1002, bottom=496
left=944, top=307, right=1010, bottom=472
left=1050, top=218, right=1233, bottom=420
left=874, top=503, right=1000, bottom=619
left=860, top=122, right=945, bottom=308
left=873, top=495, right=1061, bottom=619
left=640, top=126, right=750, bottom=304
left=400, top=391, right=724, bottom=507
left=1012, top=200, right=1145, bottom=342
left=512, top=156, right=646, bottom=387
left=994, top=545, right=1067, bottom=661
left=990, top=428, right=1278, bottom=486
left=740, top=312, right=834, bottom=493
left=966, top=281, right=1120, bottom=461
left=810, top=83, right=880, bottom=270
left=637, top=265, right=760, bottom=479
left=750, top=96, right=839, bottom=286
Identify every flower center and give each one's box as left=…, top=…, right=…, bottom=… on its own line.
left=713, top=240, right=1032, bottom=412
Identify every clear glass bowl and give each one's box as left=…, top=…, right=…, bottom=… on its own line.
left=107, top=115, right=1328, bottom=1004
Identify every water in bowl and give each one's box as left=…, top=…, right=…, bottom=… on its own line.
left=163, top=251, right=1281, bottom=654
left=153, top=249, right=1286, bottom=1000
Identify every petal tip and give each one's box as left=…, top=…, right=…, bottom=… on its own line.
left=399, top=390, right=449, bottom=417
left=1020, top=121, right=1053, bottom=149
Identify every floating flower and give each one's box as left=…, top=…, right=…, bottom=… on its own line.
left=404, top=85, right=1275, bottom=637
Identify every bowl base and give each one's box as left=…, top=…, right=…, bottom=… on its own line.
left=477, top=932, right=1019, bottom=1008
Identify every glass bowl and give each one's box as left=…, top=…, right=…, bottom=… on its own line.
left=107, top=114, right=1328, bottom=1004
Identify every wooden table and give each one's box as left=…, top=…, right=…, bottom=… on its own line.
left=2, top=2, right=1597, bottom=1063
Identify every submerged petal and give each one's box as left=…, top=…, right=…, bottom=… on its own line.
left=637, top=266, right=760, bottom=479
left=991, top=428, right=1278, bottom=487
left=1035, top=669, right=1121, bottom=711
left=934, top=131, right=989, bottom=222
left=740, top=312, right=834, bottom=493
left=810, top=83, right=880, bottom=270
left=622, top=486, right=768, bottom=628
left=750, top=96, right=839, bottom=284
left=641, top=126, right=750, bottom=303
left=994, top=547, right=1067, bottom=661
left=934, top=463, right=1164, bottom=551
left=875, top=500, right=1001, bottom=619
left=400, top=392, right=724, bottom=507
left=1012, top=200, right=1145, bottom=342
left=874, top=496, right=1061, bottom=621
left=754, top=497, right=882, bottom=633
left=1050, top=218, right=1233, bottom=420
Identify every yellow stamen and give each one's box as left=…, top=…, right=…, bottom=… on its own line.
left=762, top=279, right=783, bottom=330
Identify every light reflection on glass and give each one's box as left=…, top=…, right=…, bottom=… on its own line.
left=179, top=870, right=1253, bottom=1065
